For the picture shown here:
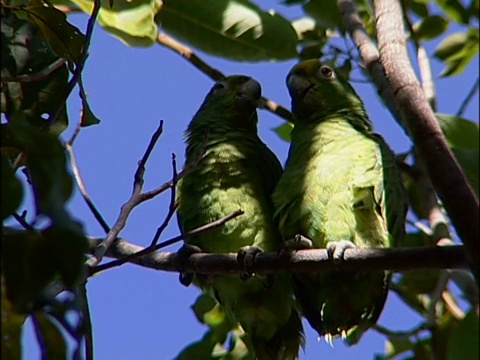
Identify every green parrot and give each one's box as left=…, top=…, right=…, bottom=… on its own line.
left=176, top=75, right=304, bottom=359
left=273, top=60, right=407, bottom=345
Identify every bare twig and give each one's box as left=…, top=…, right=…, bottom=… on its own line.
left=400, top=1, right=436, bottom=110
left=78, top=284, right=93, bottom=360
left=87, top=239, right=468, bottom=275
left=12, top=212, right=35, bottom=231
left=66, top=143, right=111, bottom=234
left=150, top=153, right=178, bottom=247
left=90, top=209, right=244, bottom=274
left=373, top=322, right=429, bottom=339
left=442, top=290, right=465, bottom=320
left=456, top=77, right=479, bottom=117
left=156, top=32, right=293, bottom=123
left=49, top=0, right=101, bottom=124
left=0, top=58, right=66, bottom=83
left=87, top=121, right=164, bottom=267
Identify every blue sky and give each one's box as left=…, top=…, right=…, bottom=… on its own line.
left=19, top=2, right=478, bottom=359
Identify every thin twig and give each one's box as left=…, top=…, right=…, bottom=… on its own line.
left=48, top=0, right=101, bottom=124
left=400, top=0, right=436, bottom=110
left=66, top=143, right=111, bottom=234
left=156, top=32, right=293, bottom=123
left=427, top=270, right=449, bottom=326
left=87, top=121, right=164, bottom=267
left=373, top=322, right=429, bottom=339
left=31, top=313, right=47, bottom=359
left=0, top=58, right=66, bottom=83
left=89, top=209, right=244, bottom=274
left=456, top=77, right=479, bottom=117
left=12, top=212, right=35, bottom=231
left=442, top=290, right=465, bottom=320
left=78, top=283, right=93, bottom=360
left=406, top=218, right=433, bottom=236
left=150, top=153, right=179, bottom=247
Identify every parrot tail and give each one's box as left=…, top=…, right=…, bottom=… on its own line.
left=249, top=308, right=305, bottom=360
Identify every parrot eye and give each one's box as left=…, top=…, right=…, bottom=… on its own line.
left=212, top=82, right=226, bottom=92
left=319, top=66, right=334, bottom=79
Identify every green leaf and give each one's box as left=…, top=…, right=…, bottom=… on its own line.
left=404, top=0, right=430, bottom=18
left=436, top=114, right=479, bottom=150
left=412, top=15, right=449, bottom=40
left=398, top=270, right=441, bottom=294
left=1, top=275, right=26, bottom=360
left=447, top=309, right=479, bottom=360
left=413, top=337, right=434, bottom=360
left=435, top=0, right=470, bottom=24
left=1, top=14, right=69, bottom=132
left=434, top=29, right=479, bottom=77
left=376, top=336, right=412, bottom=360
left=435, top=114, right=479, bottom=195
left=191, top=293, right=217, bottom=324
left=54, top=0, right=159, bottom=47
left=33, top=312, right=67, bottom=359
left=9, top=117, right=73, bottom=219
left=26, top=1, right=85, bottom=64
left=303, top=0, right=342, bottom=29
left=0, top=154, right=23, bottom=220
left=2, top=230, right=57, bottom=311
left=452, top=148, right=479, bottom=196
left=81, top=97, right=101, bottom=127
left=156, top=0, right=298, bottom=61
left=273, top=122, right=293, bottom=142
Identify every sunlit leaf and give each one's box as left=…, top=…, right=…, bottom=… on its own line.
left=53, top=0, right=159, bottom=47
left=157, top=0, right=298, bottom=61
left=435, top=114, right=479, bottom=150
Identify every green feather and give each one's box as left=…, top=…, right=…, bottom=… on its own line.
left=177, top=75, right=304, bottom=359
left=273, top=60, right=407, bottom=345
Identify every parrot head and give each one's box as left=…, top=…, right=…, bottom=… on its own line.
left=194, top=75, right=262, bottom=131
left=286, top=60, right=368, bottom=126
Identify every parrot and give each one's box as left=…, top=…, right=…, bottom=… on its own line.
left=176, top=75, right=304, bottom=359
left=272, top=60, right=407, bottom=345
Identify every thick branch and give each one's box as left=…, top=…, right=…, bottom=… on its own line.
left=374, top=0, right=479, bottom=280
left=87, top=237, right=468, bottom=274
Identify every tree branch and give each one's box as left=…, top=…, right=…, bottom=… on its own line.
left=156, top=32, right=293, bottom=122
left=87, top=237, right=468, bottom=274
left=339, top=0, right=479, bottom=281
left=374, top=0, right=479, bottom=281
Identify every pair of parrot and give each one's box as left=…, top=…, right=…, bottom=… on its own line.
left=176, top=59, right=407, bottom=359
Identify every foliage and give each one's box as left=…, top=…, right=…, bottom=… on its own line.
left=1, top=0, right=478, bottom=359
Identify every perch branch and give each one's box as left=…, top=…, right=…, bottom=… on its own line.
left=90, top=210, right=244, bottom=274
left=87, top=237, right=468, bottom=274
left=374, top=0, right=479, bottom=280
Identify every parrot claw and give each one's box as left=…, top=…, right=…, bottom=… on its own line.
left=175, top=244, right=203, bottom=287
left=281, top=234, right=314, bottom=254
left=326, top=240, right=356, bottom=263
left=237, top=245, right=264, bottom=279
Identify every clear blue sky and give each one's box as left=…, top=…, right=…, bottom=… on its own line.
left=20, top=2, right=478, bottom=359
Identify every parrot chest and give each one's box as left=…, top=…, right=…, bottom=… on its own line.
left=290, top=122, right=389, bottom=248
left=179, top=141, right=277, bottom=253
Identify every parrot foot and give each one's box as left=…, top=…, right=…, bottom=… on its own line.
left=175, top=244, right=202, bottom=287
left=326, top=240, right=356, bottom=263
left=282, top=234, right=314, bottom=252
left=237, top=245, right=263, bottom=280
